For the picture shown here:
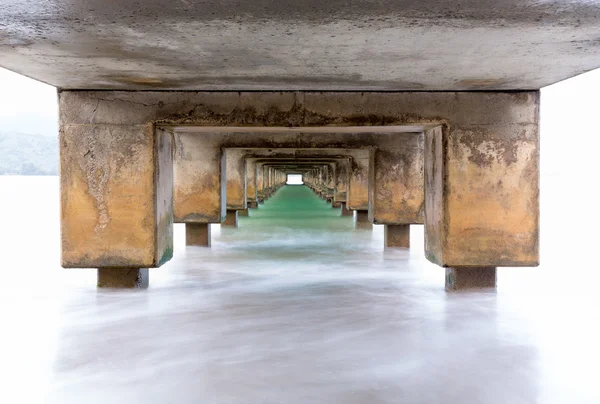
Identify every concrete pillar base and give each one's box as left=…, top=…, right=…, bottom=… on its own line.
left=326, top=197, right=333, bottom=203
left=223, top=209, right=238, bottom=227
left=97, top=268, right=149, bottom=288
left=341, top=202, right=353, bottom=216
left=332, top=201, right=341, bottom=208
left=248, top=201, right=258, bottom=209
left=186, top=223, right=211, bottom=247
left=355, top=210, right=372, bottom=229
left=238, top=208, right=249, bottom=217
left=445, top=267, right=497, bottom=291
left=385, top=225, right=410, bottom=248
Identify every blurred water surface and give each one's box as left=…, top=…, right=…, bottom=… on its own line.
left=0, top=177, right=599, bottom=404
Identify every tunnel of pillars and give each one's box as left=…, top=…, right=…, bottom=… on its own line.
left=62, top=93, right=537, bottom=291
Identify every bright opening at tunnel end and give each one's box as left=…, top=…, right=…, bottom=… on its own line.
left=286, top=174, right=303, bottom=185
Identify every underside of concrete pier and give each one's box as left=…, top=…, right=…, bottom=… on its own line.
left=4, top=1, right=581, bottom=290
left=2, top=1, right=599, bottom=91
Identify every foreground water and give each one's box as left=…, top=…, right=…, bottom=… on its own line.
left=1, top=177, right=600, bottom=403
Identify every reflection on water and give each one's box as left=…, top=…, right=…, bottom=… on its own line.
left=0, top=177, right=599, bottom=403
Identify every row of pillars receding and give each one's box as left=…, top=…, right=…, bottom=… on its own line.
left=60, top=91, right=539, bottom=291
left=214, top=162, right=410, bottom=250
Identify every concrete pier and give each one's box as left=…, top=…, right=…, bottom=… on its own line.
left=223, top=210, right=238, bottom=228
left=355, top=210, right=372, bottom=229
left=97, top=268, right=149, bottom=289
left=238, top=208, right=249, bottom=217
left=186, top=223, right=211, bottom=247
left=55, top=91, right=539, bottom=289
left=385, top=225, right=410, bottom=249
left=341, top=202, right=353, bottom=217
left=445, top=267, right=497, bottom=291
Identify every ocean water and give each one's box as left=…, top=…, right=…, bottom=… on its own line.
left=0, top=176, right=599, bottom=403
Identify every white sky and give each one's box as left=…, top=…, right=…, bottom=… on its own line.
left=0, top=68, right=58, bottom=136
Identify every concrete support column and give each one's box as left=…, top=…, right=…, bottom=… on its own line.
left=341, top=202, right=353, bottom=216
left=347, top=151, right=370, bottom=211
left=334, top=157, right=350, bottom=208
left=265, top=166, right=272, bottom=199
left=59, top=92, right=174, bottom=288
left=225, top=149, right=247, bottom=213
left=263, top=166, right=269, bottom=198
left=445, top=267, right=497, bottom=291
left=223, top=209, right=238, bottom=227
left=246, top=158, right=259, bottom=208
left=385, top=225, right=410, bottom=248
left=322, top=165, right=329, bottom=199
left=326, top=162, right=335, bottom=202
left=368, top=135, right=424, bottom=226
left=186, top=223, right=211, bottom=246
left=97, top=268, right=149, bottom=288
left=311, top=168, right=319, bottom=194
left=257, top=163, right=266, bottom=203
left=238, top=208, right=249, bottom=217
left=423, top=93, right=539, bottom=291
left=332, top=201, right=341, bottom=208
left=355, top=210, right=372, bottom=229
left=173, top=133, right=226, bottom=225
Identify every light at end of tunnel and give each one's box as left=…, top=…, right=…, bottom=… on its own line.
left=286, top=174, right=303, bottom=185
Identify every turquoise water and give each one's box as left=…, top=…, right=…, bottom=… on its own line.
left=244, top=185, right=347, bottom=228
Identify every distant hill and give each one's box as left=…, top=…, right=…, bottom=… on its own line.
left=0, top=132, right=58, bottom=175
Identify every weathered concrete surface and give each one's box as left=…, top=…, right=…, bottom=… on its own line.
left=425, top=126, right=445, bottom=266
left=341, top=202, right=353, bottom=217
left=423, top=94, right=539, bottom=267
left=445, top=267, right=497, bottom=291
left=355, top=210, right=372, bottom=229
left=60, top=122, right=173, bottom=268
left=97, top=268, right=149, bottom=289
left=223, top=210, right=238, bottom=228
left=238, top=208, right=249, bottom=217
left=369, top=134, right=424, bottom=225
left=186, top=223, right=211, bottom=247
left=334, top=158, right=350, bottom=203
left=173, top=133, right=225, bottom=224
left=385, top=225, right=410, bottom=249
left=225, top=149, right=247, bottom=210
left=246, top=158, right=260, bottom=206
left=256, top=162, right=267, bottom=202
left=155, top=128, right=174, bottom=267
left=2, top=2, right=600, bottom=91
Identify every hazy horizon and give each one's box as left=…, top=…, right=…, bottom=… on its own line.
left=0, top=67, right=58, bottom=138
